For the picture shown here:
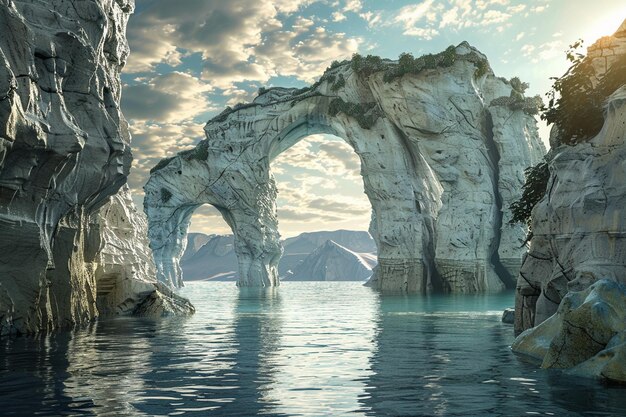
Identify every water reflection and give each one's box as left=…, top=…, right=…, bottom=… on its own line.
left=218, top=288, right=284, bottom=415
left=1, top=283, right=626, bottom=416
left=266, top=282, right=378, bottom=415
left=1, top=330, right=76, bottom=416
left=123, top=287, right=286, bottom=416
left=0, top=287, right=286, bottom=416
left=359, top=293, right=626, bottom=417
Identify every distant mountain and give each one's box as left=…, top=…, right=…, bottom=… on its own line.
left=282, top=230, right=377, bottom=254
left=284, top=240, right=375, bottom=281
left=181, top=234, right=237, bottom=281
left=279, top=230, right=376, bottom=277
left=180, top=230, right=377, bottom=281
left=181, top=233, right=212, bottom=262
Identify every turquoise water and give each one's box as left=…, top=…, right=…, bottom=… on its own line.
left=1, top=282, right=625, bottom=416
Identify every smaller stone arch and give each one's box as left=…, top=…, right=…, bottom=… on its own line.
left=144, top=42, right=545, bottom=293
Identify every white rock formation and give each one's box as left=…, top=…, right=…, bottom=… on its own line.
left=285, top=240, right=375, bottom=281
left=514, top=26, right=626, bottom=334
left=93, top=185, right=193, bottom=316
left=0, top=0, right=192, bottom=335
left=512, top=23, right=626, bottom=382
left=512, top=279, right=626, bottom=382
left=144, top=43, right=545, bottom=291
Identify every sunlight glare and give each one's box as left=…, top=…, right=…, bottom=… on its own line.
left=581, top=8, right=626, bottom=46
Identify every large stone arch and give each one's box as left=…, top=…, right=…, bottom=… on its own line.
left=144, top=43, right=545, bottom=292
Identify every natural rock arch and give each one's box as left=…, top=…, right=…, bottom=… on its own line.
left=144, top=43, right=545, bottom=292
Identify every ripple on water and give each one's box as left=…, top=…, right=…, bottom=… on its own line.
left=1, top=281, right=625, bottom=416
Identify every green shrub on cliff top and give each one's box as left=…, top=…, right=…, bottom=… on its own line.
left=541, top=40, right=626, bottom=145
left=510, top=39, right=626, bottom=234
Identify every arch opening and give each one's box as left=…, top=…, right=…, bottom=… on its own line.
left=271, top=133, right=377, bottom=282
left=173, top=133, right=378, bottom=285
left=180, top=205, right=239, bottom=282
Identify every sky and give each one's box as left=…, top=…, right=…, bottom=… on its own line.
left=120, top=0, right=626, bottom=238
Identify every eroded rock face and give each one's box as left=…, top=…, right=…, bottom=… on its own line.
left=93, top=185, right=194, bottom=317
left=145, top=43, right=545, bottom=291
left=512, top=279, right=626, bottom=382
left=0, top=0, right=192, bottom=335
left=515, top=86, right=626, bottom=337
left=514, top=26, right=626, bottom=334
left=510, top=22, right=626, bottom=383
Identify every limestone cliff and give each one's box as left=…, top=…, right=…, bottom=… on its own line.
left=512, top=23, right=626, bottom=382
left=145, top=43, right=545, bottom=292
left=515, top=26, right=626, bottom=334
left=93, top=185, right=193, bottom=318
left=0, top=0, right=192, bottom=336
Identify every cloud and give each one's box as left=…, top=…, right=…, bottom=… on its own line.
left=187, top=204, right=232, bottom=235
left=278, top=206, right=344, bottom=222
left=476, top=0, right=510, bottom=8
left=403, top=27, right=440, bottom=39
left=269, top=135, right=370, bottom=235
left=222, top=85, right=258, bottom=107
left=317, top=142, right=360, bottom=174
left=394, top=1, right=441, bottom=36
left=122, top=72, right=213, bottom=123
left=359, top=11, right=382, bottom=27
left=252, top=23, right=362, bottom=84
left=520, top=40, right=563, bottom=63
left=344, top=0, right=363, bottom=12
left=123, top=26, right=182, bottom=73
left=292, top=175, right=338, bottom=191
left=332, top=11, right=347, bottom=22
left=272, top=134, right=361, bottom=181
left=127, top=120, right=204, bottom=195
left=277, top=192, right=370, bottom=222
left=125, top=0, right=360, bottom=88
left=482, top=10, right=511, bottom=25
left=387, top=0, right=545, bottom=39
left=307, top=197, right=370, bottom=215
left=126, top=0, right=281, bottom=77
left=530, top=5, right=548, bottom=13
left=439, top=7, right=461, bottom=28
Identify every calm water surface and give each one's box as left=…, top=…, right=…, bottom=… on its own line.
left=1, top=282, right=625, bottom=416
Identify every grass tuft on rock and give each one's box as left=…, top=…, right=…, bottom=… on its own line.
left=328, top=98, right=383, bottom=129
